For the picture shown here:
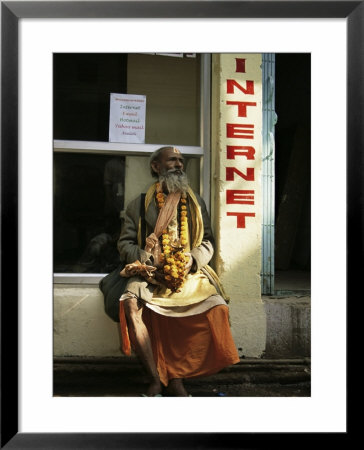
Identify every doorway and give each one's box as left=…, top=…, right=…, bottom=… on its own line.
left=274, top=53, right=311, bottom=294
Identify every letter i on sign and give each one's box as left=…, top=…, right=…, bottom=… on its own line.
left=235, top=58, right=246, bottom=73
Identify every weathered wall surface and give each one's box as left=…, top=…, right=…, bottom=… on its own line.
left=53, top=285, right=121, bottom=357
left=263, top=296, right=311, bottom=358
left=53, top=286, right=310, bottom=358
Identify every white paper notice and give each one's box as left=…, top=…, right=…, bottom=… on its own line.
left=109, top=93, right=146, bottom=143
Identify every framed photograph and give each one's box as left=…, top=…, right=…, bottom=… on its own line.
left=2, top=1, right=358, bottom=448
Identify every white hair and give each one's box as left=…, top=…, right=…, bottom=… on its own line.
left=159, top=169, right=189, bottom=194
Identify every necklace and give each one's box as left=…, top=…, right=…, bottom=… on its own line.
left=155, top=182, right=189, bottom=292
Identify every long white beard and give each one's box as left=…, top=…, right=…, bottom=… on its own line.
left=159, top=169, right=189, bottom=194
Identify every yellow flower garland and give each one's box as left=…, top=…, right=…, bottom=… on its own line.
left=156, top=182, right=189, bottom=292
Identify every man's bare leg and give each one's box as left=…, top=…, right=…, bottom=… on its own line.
left=167, top=378, right=189, bottom=397
left=123, top=295, right=162, bottom=396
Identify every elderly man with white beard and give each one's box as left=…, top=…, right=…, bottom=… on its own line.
left=117, top=146, right=239, bottom=397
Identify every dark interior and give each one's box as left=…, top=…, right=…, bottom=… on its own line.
left=274, top=53, right=311, bottom=292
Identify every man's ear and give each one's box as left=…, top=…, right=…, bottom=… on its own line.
left=151, top=160, right=159, bottom=176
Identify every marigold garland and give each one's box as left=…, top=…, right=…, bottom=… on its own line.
left=156, top=183, right=189, bottom=292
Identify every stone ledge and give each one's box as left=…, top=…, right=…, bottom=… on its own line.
left=53, top=356, right=311, bottom=385
left=262, top=295, right=311, bottom=303
left=53, top=356, right=311, bottom=397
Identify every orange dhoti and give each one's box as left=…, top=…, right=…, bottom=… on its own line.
left=119, top=301, right=240, bottom=386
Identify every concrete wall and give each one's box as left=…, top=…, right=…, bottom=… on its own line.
left=53, top=285, right=311, bottom=359
left=54, top=285, right=122, bottom=357
left=263, top=295, right=311, bottom=358
left=127, top=53, right=200, bottom=146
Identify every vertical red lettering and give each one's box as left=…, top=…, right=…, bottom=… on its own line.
left=226, top=168, right=255, bottom=182
left=235, top=58, right=246, bottom=73
left=226, top=79, right=254, bottom=95
left=227, top=124, right=254, bottom=139
left=224, top=56, right=258, bottom=231
left=226, top=145, right=255, bottom=160
left=227, top=212, right=256, bottom=228
left=226, top=190, right=255, bottom=204
left=226, top=101, right=257, bottom=117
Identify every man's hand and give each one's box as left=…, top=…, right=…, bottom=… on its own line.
left=154, top=270, right=168, bottom=286
left=151, top=253, right=193, bottom=288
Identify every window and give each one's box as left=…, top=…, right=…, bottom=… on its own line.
left=53, top=53, right=210, bottom=279
left=54, top=153, right=125, bottom=274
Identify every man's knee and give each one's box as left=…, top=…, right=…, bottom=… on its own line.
left=123, top=294, right=143, bottom=324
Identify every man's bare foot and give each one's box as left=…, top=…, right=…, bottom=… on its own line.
left=166, top=378, right=189, bottom=397
left=146, top=378, right=163, bottom=396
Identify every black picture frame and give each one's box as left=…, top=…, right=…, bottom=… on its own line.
left=1, top=1, right=358, bottom=448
